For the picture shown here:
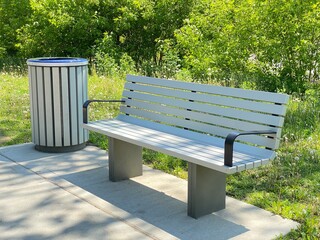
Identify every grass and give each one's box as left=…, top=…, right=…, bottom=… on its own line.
left=1, top=71, right=320, bottom=239
left=0, top=72, right=31, bottom=145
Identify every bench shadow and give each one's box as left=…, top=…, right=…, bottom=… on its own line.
left=62, top=166, right=249, bottom=240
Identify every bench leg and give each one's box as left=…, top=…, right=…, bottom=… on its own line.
left=188, top=163, right=226, bottom=219
left=108, top=137, right=143, bottom=182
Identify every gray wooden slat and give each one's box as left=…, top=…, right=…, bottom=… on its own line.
left=123, top=85, right=287, bottom=116
left=29, top=66, right=38, bottom=144
left=126, top=74, right=290, bottom=104
left=83, top=119, right=273, bottom=174
left=77, top=66, right=83, bottom=143
left=124, top=98, right=283, bottom=144
left=93, top=121, right=226, bottom=162
left=52, top=67, right=62, bottom=146
left=120, top=105, right=278, bottom=149
left=44, top=67, right=54, bottom=146
left=69, top=67, right=78, bottom=145
left=114, top=122, right=265, bottom=171
left=123, top=99, right=278, bottom=133
left=124, top=93, right=284, bottom=127
left=117, top=115, right=275, bottom=159
left=83, top=66, right=89, bottom=141
left=28, top=66, right=34, bottom=143
left=36, top=67, right=46, bottom=146
left=61, top=67, right=70, bottom=146
left=83, top=120, right=233, bottom=173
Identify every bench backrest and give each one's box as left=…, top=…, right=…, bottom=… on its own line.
left=119, top=75, right=289, bottom=153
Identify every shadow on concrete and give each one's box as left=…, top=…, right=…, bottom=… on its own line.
left=62, top=167, right=248, bottom=240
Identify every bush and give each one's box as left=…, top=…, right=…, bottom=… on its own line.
left=1, top=0, right=320, bottom=93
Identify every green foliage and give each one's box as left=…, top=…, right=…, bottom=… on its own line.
left=1, top=0, right=320, bottom=92
left=176, top=0, right=245, bottom=84
left=0, top=57, right=27, bottom=74
left=174, top=0, right=320, bottom=91
left=94, top=33, right=136, bottom=77
left=0, top=0, right=31, bottom=56
left=249, top=0, right=320, bottom=93
left=17, top=0, right=107, bottom=57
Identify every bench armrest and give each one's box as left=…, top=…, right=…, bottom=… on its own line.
left=83, top=99, right=125, bottom=124
left=224, top=130, right=277, bottom=167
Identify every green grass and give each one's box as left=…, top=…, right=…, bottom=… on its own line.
left=1, top=71, right=320, bottom=239
left=0, top=72, right=31, bottom=145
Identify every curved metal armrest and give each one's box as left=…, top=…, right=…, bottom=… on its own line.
left=83, top=99, right=125, bottom=124
left=224, top=130, right=276, bottom=167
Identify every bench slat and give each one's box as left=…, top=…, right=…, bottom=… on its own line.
left=123, top=90, right=284, bottom=145
left=124, top=83, right=287, bottom=116
left=118, top=115, right=275, bottom=159
left=120, top=104, right=279, bottom=149
left=83, top=119, right=273, bottom=174
left=124, top=92, right=284, bottom=127
left=122, top=76, right=288, bottom=152
left=122, top=97, right=281, bottom=131
left=122, top=99, right=277, bottom=132
left=126, top=74, right=289, bottom=104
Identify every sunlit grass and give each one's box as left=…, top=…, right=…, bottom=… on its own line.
left=1, top=71, right=320, bottom=239
left=227, top=88, right=320, bottom=239
left=0, top=72, right=31, bottom=145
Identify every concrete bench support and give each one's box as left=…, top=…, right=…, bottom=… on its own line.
left=188, top=163, right=226, bottom=218
left=109, top=137, right=142, bottom=181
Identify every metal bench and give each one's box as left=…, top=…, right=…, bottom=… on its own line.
left=82, top=74, right=289, bottom=218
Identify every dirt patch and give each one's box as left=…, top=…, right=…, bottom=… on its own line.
left=0, top=133, right=11, bottom=145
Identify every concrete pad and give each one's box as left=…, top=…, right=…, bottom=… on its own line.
left=0, top=143, right=299, bottom=240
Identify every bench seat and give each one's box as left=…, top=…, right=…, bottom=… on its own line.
left=85, top=115, right=274, bottom=175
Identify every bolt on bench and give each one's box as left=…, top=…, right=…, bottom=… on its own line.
left=82, top=74, right=289, bottom=218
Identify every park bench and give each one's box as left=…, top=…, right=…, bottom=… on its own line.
left=82, top=74, right=289, bottom=218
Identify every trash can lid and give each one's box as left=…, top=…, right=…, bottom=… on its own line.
left=27, top=57, right=88, bottom=66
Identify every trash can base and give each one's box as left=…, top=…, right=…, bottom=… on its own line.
left=35, top=143, right=87, bottom=153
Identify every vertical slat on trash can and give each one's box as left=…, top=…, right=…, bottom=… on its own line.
left=29, top=66, right=37, bottom=144
left=77, top=66, right=83, bottom=144
left=61, top=67, right=71, bottom=146
left=32, top=66, right=39, bottom=145
left=36, top=67, right=46, bottom=146
left=52, top=67, right=62, bottom=147
left=44, top=67, right=54, bottom=147
left=83, top=66, right=89, bottom=141
left=69, top=67, right=78, bottom=146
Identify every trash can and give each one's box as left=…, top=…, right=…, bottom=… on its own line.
left=27, top=57, right=89, bottom=152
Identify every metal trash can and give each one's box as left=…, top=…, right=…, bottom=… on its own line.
left=27, top=57, right=89, bottom=152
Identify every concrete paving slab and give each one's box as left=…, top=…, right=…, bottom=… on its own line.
left=0, top=154, right=46, bottom=190
left=0, top=180, right=154, bottom=240
left=0, top=143, right=299, bottom=240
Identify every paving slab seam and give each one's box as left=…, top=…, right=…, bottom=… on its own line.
left=0, top=151, right=10, bottom=160
left=0, top=150, right=166, bottom=240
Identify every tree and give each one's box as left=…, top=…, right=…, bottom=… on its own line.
left=175, top=0, right=320, bottom=92
left=0, top=0, right=31, bottom=56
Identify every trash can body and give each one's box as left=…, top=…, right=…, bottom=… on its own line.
left=27, top=57, right=89, bottom=152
